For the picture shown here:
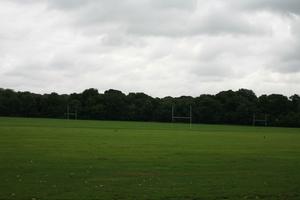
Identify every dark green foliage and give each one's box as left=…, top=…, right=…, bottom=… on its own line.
left=0, top=88, right=299, bottom=127
left=193, top=95, right=222, bottom=124
left=127, top=92, right=155, bottom=121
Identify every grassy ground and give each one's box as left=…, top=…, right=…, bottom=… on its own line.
left=0, top=117, right=299, bottom=200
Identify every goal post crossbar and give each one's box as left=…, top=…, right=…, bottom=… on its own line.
left=173, top=116, right=192, bottom=119
left=172, top=105, right=192, bottom=128
left=65, top=105, right=78, bottom=120
left=252, top=113, right=268, bottom=126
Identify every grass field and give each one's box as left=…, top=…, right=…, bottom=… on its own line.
left=0, top=117, right=300, bottom=200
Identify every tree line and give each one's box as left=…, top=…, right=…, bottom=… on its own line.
left=0, top=88, right=299, bottom=127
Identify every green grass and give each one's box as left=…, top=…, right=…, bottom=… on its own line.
left=0, top=117, right=300, bottom=200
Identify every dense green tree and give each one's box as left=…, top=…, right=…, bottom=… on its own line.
left=18, top=92, right=38, bottom=117
left=127, top=93, right=155, bottom=121
left=0, top=88, right=299, bottom=127
left=103, top=89, right=128, bottom=120
left=193, top=95, right=222, bottom=124
left=153, top=97, right=173, bottom=122
left=290, top=94, right=300, bottom=112
left=0, top=89, right=20, bottom=116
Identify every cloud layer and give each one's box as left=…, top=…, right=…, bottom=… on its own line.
left=1, top=0, right=300, bottom=97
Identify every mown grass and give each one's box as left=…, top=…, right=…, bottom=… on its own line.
left=0, top=117, right=300, bottom=200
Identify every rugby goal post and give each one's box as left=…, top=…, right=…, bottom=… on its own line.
left=65, top=105, right=78, bottom=120
left=252, top=113, right=268, bottom=126
left=172, top=105, right=192, bottom=128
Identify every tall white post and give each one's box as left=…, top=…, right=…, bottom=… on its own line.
left=172, top=105, right=174, bottom=122
left=190, top=105, right=192, bottom=129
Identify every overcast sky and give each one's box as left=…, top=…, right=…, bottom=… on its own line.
left=1, top=0, right=300, bottom=97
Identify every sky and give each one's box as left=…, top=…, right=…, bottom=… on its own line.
left=1, top=0, right=300, bottom=97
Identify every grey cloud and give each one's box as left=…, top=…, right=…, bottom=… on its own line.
left=238, top=0, right=300, bottom=14
left=266, top=16, right=300, bottom=73
left=1, top=0, right=300, bottom=96
left=46, top=0, right=197, bottom=11
left=7, top=0, right=92, bottom=9
left=37, top=0, right=271, bottom=37
left=150, top=0, right=197, bottom=10
left=279, top=44, right=300, bottom=73
left=12, top=0, right=300, bottom=14
left=269, top=49, right=300, bottom=73
left=5, top=0, right=277, bottom=37
left=47, top=0, right=91, bottom=9
left=190, top=63, right=235, bottom=79
left=275, top=60, right=300, bottom=73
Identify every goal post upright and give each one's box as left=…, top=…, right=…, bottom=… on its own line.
left=172, top=105, right=174, bottom=123
left=65, top=104, right=78, bottom=120
left=190, top=105, right=192, bottom=129
left=253, top=113, right=268, bottom=126
left=264, top=114, right=267, bottom=126
left=67, top=105, right=70, bottom=120
left=171, top=104, right=192, bottom=128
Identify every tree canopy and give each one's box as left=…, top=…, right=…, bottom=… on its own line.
left=0, top=88, right=299, bottom=127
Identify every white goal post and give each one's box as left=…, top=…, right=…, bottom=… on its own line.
left=172, top=105, right=192, bottom=128
left=252, top=113, right=268, bottom=126
left=65, top=105, right=78, bottom=120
